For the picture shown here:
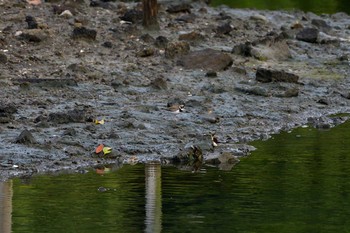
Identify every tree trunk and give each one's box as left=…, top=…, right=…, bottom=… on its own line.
left=142, top=0, right=159, bottom=30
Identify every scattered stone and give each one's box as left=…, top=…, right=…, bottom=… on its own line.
left=48, top=109, right=87, bottom=124
left=215, top=22, right=233, bottom=35
left=72, top=27, right=97, bottom=40
left=63, top=128, right=77, bottom=136
left=165, top=41, right=190, bottom=59
left=15, top=129, right=36, bottom=144
left=25, top=15, right=38, bottom=29
left=172, top=145, right=203, bottom=163
left=216, top=12, right=232, bottom=20
left=150, top=77, right=168, bottom=90
left=233, top=33, right=291, bottom=61
left=177, top=48, right=233, bottom=71
left=102, top=41, right=113, bottom=48
left=167, top=98, right=185, bottom=108
left=0, top=52, right=7, bottom=64
left=154, top=36, right=168, bottom=48
left=0, top=105, right=17, bottom=123
left=13, top=78, right=77, bottom=88
left=232, top=42, right=252, bottom=56
left=53, top=4, right=76, bottom=15
left=317, top=98, right=329, bottom=105
left=119, top=9, right=143, bottom=23
left=175, top=14, right=196, bottom=23
left=317, top=32, right=340, bottom=44
left=137, top=47, right=154, bottom=57
left=256, top=67, right=299, bottom=83
left=59, top=10, right=73, bottom=18
left=17, top=29, right=48, bottom=43
left=206, top=152, right=239, bottom=170
left=140, top=34, right=155, bottom=43
left=90, top=0, right=114, bottom=9
left=250, top=40, right=291, bottom=61
left=296, top=27, right=319, bottom=43
left=206, top=70, right=217, bottom=77
left=273, top=87, right=299, bottom=98
left=341, top=92, right=350, bottom=99
left=232, top=66, right=247, bottom=75
left=179, top=31, right=205, bottom=42
left=166, top=3, right=192, bottom=14
left=235, top=85, right=270, bottom=97
left=250, top=14, right=268, bottom=23
left=200, top=114, right=220, bottom=123
left=311, top=19, right=331, bottom=32
left=338, top=54, right=349, bottom=62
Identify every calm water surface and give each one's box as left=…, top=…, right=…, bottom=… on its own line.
left=2, top=121, right=350, bottom=232
left=211, top=0, right=350, bottom=14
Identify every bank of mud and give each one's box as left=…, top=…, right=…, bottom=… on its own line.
left=0, top=0, right=349, bottom=180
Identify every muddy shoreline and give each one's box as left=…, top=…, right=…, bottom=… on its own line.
left=0, top=0, right=349, bottom=180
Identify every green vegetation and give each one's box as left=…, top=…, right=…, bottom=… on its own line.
left=211, top=0, right=350, bottom=14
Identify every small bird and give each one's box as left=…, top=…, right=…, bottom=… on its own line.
left=168, top=104, right=185, bottom=113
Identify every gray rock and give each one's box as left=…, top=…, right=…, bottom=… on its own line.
left=17, top=29, right=49, bottom=43
left=48, top=109, right=87, bottom=124
left=296, top=27, right=319, bottom=43
left=232, top=33, right=291, bottom=61
left=215, top=22, right=233, bottom=35
left=166, top=3, right=192, bottom=14
left=119, top=9, right=143, bottom=23
left=0, top=52, right=7, bottom=64
left=72, top=27, right=97, bottom=40
left=235, top=85, right=270, bottom=97
left=137, top=47, right=154, bottom=57
left=311, top=19, right=331, bottom=32
left=175, top=14, right=196, bottom=23
left=165, top=41, right=190, bottom=59
left=177, top=48, right=233, bottom=71
left=150, top=77, right=168, bottom=90
left=0, top=105, right=17, bottom=123
left=179, top=31, right=205, bottom=42
left=154, top=36, right=168, bottom=48
left=256, top=67, right=299, bottom=83
left=15, top=130, right=36, bottom=144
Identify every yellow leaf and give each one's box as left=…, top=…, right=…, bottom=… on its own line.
left=94, top=119, right=105, bottom=125
left=103, top=147, right=112, bottom=155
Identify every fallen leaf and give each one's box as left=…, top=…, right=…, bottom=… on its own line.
left=95, top=144, right=104, bottom=154
left=27, top=0, right=41, bottom=5
left=103, top=147, right=112, bottom=155
left=94, top=119, right=105, bottom=125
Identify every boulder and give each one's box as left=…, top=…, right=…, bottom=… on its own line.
left=17, top=29, right=49, bottom=43
left=166, top=3, right=192, bottom=13
left=177, top=48, right=233, bottom=71
left=165, top=41, right=190, bottom=59
left=296, top=27, right=319, bottom=43
left=256, top=67, right=299, bottom=83
left=311, top=19, right=331, bottom=32
left=72, top=27, right=97, bottom=40
left=15, top=130, right=36, bottom=144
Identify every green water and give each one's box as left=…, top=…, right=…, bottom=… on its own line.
left=211, top=0, right=350, bottom=14
left=2, top=121, right=350, bottom=232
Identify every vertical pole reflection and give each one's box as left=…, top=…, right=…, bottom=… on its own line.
left=145, top=162, right=162, bottom=233
left=0, top=180, right=12, bottom=233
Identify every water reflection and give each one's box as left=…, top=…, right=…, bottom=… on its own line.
left=144, top=162, right=162, bottom=233
left=4, top=121, right=350, bottom=232
left=0, top=181, right=12, bottom=233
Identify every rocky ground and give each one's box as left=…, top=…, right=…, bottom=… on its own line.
left=0, top=0, right=349, bottom=180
